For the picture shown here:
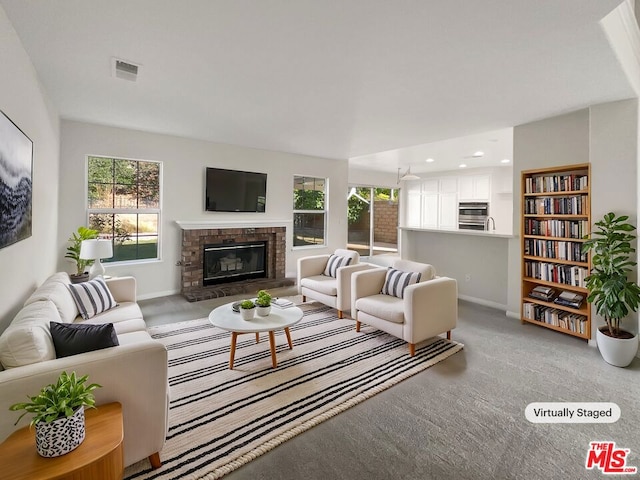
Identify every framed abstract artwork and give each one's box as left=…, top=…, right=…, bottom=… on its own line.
left=0, top=109, right=33, bottom=250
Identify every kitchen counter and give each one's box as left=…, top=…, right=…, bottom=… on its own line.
left=399, top=226, right=515, bottom=239
left=400, top=226, right=514, bottom=308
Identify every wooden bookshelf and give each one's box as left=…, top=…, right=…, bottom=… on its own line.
left=520, top=163, right=591, bottom=340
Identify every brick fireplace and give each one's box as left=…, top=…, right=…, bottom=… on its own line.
left=178, top=222, right=291, bottom=302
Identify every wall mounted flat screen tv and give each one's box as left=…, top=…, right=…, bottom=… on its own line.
left=205, top=167, right=267, bottom=212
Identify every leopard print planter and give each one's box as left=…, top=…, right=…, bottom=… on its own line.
left=35, top=406, right=86, bottom=457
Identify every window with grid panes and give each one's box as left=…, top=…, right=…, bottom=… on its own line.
left=293, top=176, right=327, bottom=247
left=87, top=156, right=161, bottom=262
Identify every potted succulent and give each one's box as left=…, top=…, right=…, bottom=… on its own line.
left=255, top=290, right=272, bottom=316
left=239, top=299, right=256, bottom=320
left=583, top=212, right=640, bottom=367
left=65, top=226, right=99, bottom=283
left=9, top=371, right=102, bottom=457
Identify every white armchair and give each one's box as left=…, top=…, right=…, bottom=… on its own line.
left=351, top=259, right=457, bottom=356
left=297, top=249, right=372, bottom=318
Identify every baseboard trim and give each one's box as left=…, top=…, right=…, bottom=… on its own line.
left=138, top=289, right=181, bottom=300
left=458, top=294, right=507, bottom=312
left=506, top=310, right=520, bottom=320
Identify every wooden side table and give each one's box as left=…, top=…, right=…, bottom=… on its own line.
left=0, top=402, right=124, bottom=480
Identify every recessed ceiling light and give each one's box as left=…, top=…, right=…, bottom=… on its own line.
left=501, top=159, right=510, bottom=164
left=472, top=151, right=484, bottom=158
left=459, top=164, right=467, bottom=168
left=425, top=158, right=434, bottom=163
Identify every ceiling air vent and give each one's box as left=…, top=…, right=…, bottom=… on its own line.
left=111, top=57, right=141, bottom=82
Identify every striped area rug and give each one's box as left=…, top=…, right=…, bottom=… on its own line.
left=124, top=302, right=463, bottom=480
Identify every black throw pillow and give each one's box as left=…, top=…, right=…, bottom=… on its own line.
left=50, top=322, right=119, bottom=358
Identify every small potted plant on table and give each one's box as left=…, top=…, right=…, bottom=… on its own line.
left=239, top=299, right=256, bottom=320
left=9, top=371, right=101, bottom=457
left=255, top=290, right=272, bottom=316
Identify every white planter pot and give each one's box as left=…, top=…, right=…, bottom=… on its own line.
left=256, top=305, right=271, bottom=316
left=240, top=308, right=255, bottom=320
left=596, top=328, right=639, bottom=367
left=35, top=406, right=85, bottom=457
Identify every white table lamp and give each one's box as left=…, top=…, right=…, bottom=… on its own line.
left=80, top=239, right=113, bottom=279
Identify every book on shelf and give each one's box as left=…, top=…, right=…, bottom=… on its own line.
left=522, top=302, right=588, bottom=334
left=552, top=290, right=584, bottom=309
left=528, top=285, right=556, bottom=302
left=524, top=174, right=588, bottom=194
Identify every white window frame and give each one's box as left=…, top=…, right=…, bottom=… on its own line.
left=86, top=154, right=163, bottom=264
left=292, top=175, right=328, bottom=249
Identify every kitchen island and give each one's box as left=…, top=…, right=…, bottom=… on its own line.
left=400, top=226, right=516, bottom=310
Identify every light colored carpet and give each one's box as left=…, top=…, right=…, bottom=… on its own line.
left=124, top=302, right=463, bottom=480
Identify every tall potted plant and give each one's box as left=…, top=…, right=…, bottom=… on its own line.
left=65, top=226, right=98, bottom=283
left=583, top=212, right=640, bottom=367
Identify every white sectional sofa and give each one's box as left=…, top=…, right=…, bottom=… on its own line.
left=0, top=272, right=169, bottom=469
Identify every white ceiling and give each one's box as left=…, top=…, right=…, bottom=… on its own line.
left=0, top=0, right=635, bottom=168
left=350, top=127, right=514, bottom=174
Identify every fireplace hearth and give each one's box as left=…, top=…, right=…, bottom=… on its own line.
left=179, top=224, right=292, bottom=302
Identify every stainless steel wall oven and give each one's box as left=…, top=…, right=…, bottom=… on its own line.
left=458, top=202, right=489, bottom=230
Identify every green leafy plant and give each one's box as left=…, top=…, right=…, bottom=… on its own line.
left=239, top=300, right=255, bottom=310
left=9, top=371, right=102, bottom=427
left=582, top=212, right=640, bottom=337
left=255, top=290, right=272, bottom=307
left=65, top=226, right=99, bottom=275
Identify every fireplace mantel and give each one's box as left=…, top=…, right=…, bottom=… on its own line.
left=176, top=219, right=291, bottom=230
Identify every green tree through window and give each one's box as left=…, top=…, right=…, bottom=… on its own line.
left=87, top=156, right=161, bottom=262
left=293, top=176, right=326, bottom=247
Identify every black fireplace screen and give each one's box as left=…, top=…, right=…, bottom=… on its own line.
left=203, top=241, right=267, bottom=285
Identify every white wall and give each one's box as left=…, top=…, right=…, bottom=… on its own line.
left=58, top=121, right=349, bottom=298
left=348, top=167, right=397, bottom=188
left=589, top=98, right=639, bottom=336
left=0, top=6, right=60, bottom=331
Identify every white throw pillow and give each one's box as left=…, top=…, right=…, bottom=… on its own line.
left=24, top=272, right=79, bottom=323
left=67, top=277, right=118, bottom=320
left=381, top=268, right=421, bottom=299
left=0, top=300, right=58, bottom=368
left=323, top=254, right=352, bottom=278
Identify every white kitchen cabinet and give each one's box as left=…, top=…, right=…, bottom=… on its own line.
left=421, top=194, right=438, bottom=228
left=474, top=175, right=490, bottom=199
left=439, top=192, right=457, bottom=228
left=458, top=176, right=473, bottom=199
left=405, top=191, right=422, bottom=227
left=439, top=176, right=457, bottom=194
left=422, top=179, right=439, bottom=194
left=458, top=174, right=490, bottom=200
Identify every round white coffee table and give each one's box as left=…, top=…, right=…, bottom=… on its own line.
left=209, top=302, right=303, bottom=369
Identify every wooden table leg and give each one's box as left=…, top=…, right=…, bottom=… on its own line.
left=255, top=332, right=260, bottom=343
left=229, top=332, right=238, bottom=369
left=268, top=331, right=277, bottom=368
left=284, top=327, right=293, bottom=349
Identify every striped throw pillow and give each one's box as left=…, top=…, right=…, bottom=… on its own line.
left=67, top=277, right=118, bottom=320
left=381, top=268, right=422, bottom=299
left=323, top=254, right=352, bottom=278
